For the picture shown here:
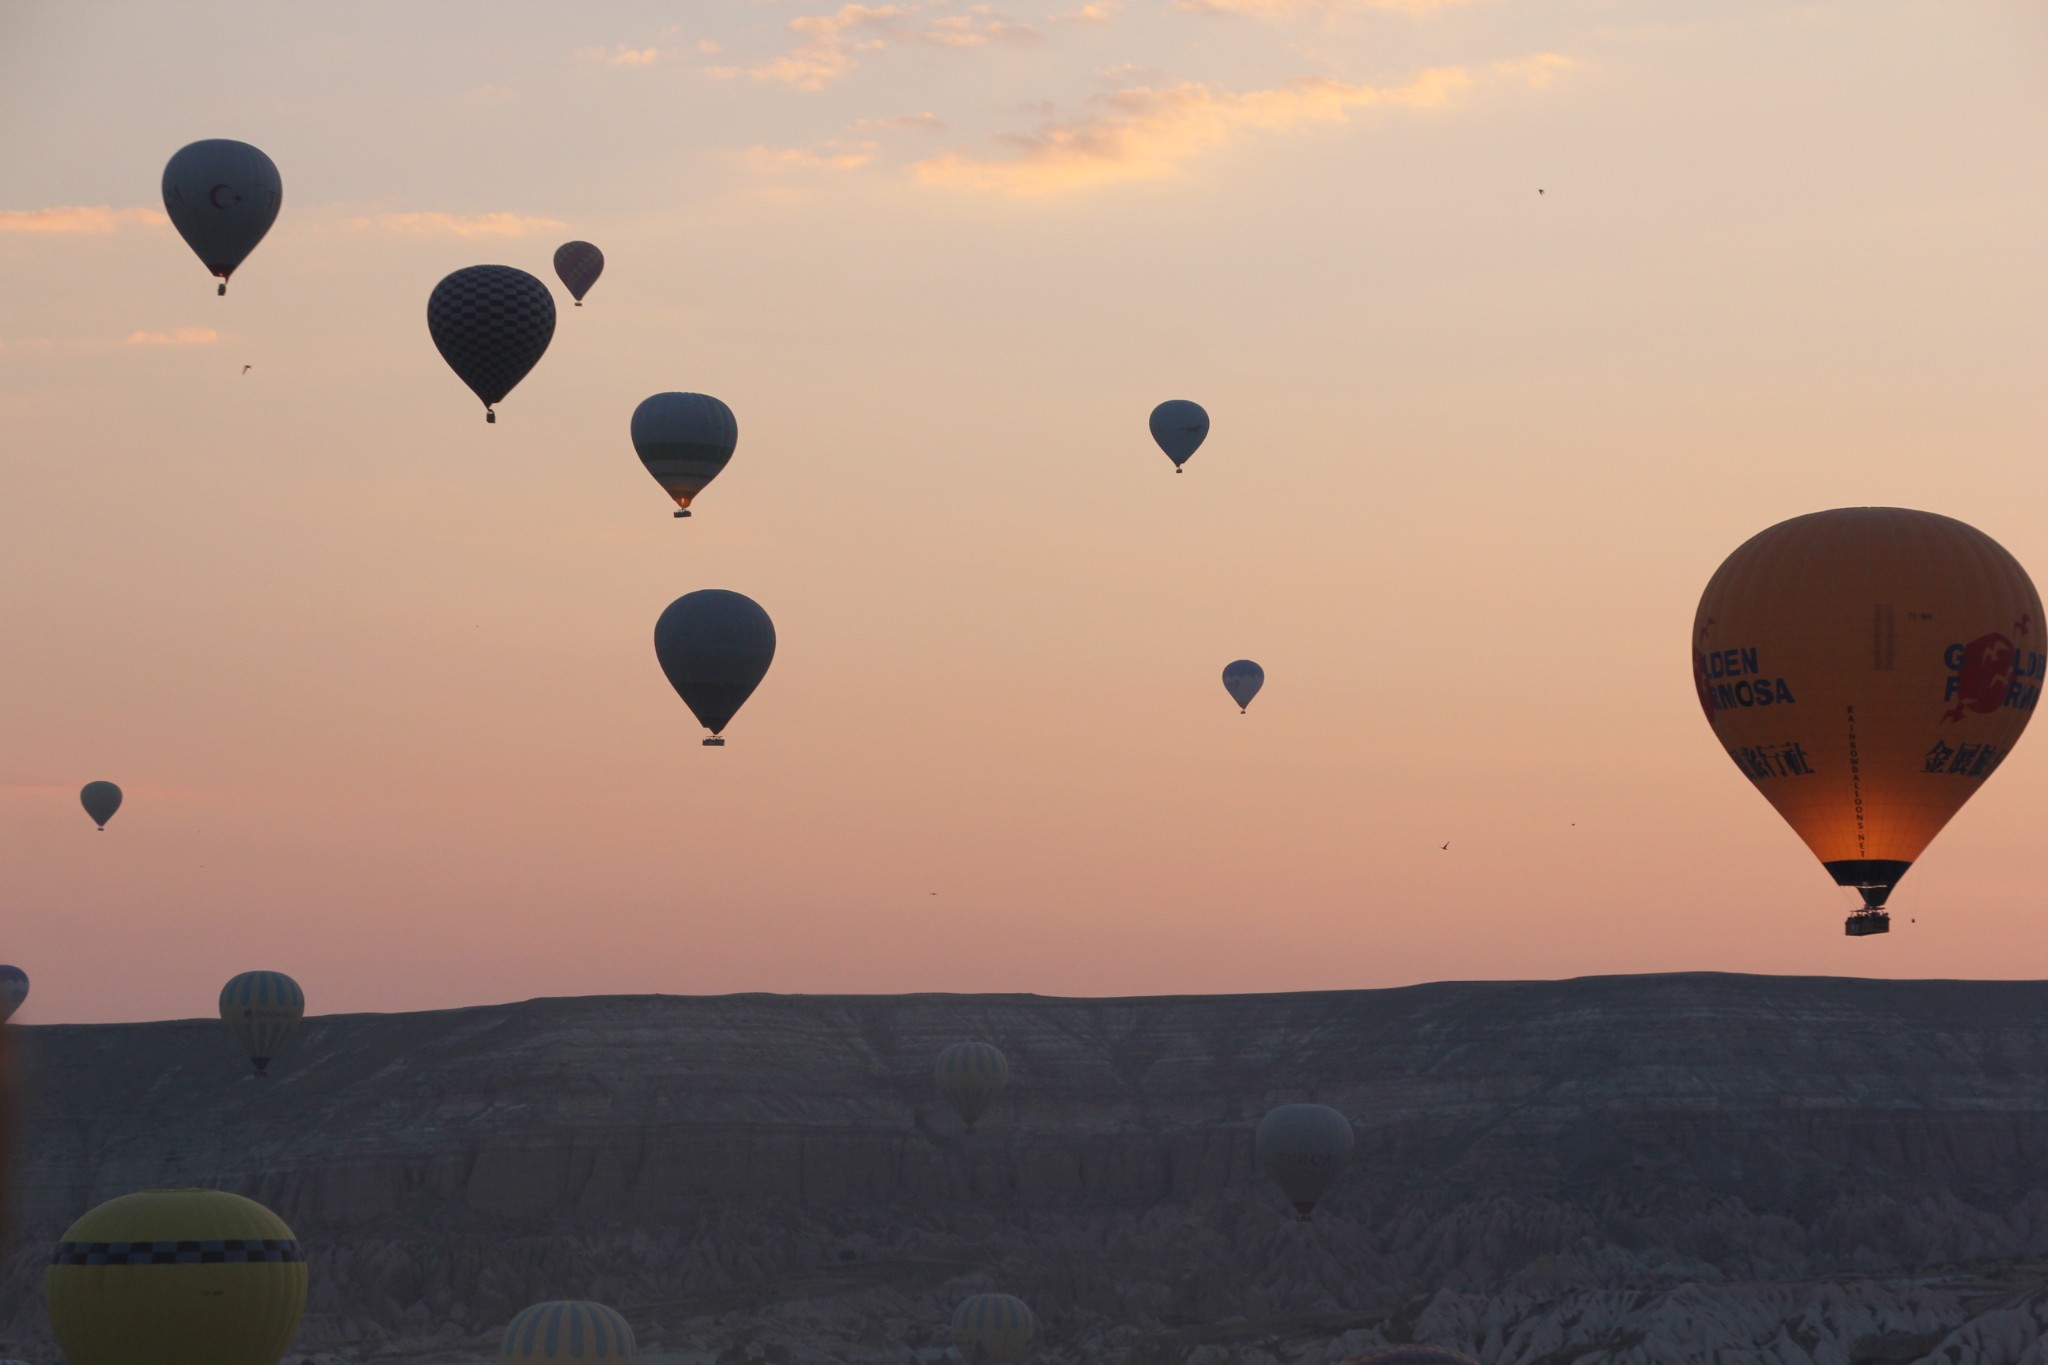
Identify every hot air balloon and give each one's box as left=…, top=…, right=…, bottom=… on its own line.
left=553, top=241, right=605, bottom=307
left=1340, top=1350, right=1479, bottom=1364
left=45, top=1188, right=306, bottom=1365
left=219, top=971, right=304, bottom=1077
left=653, top=590, right=776, bottom=746
left=427, top=265, right=557, bottom=422
left=1149, top=400, right=1209, bottom=473
left=631, top=393, right=737, bottom=518
left=0, top=966, right=26, bottom=1023
left=1256, top=1103, right=1354, bottom=1219
left=1694, top=508, right=2043, bottom=936
left=80, top=781, right=122, bottom=830
left=161, top=140, right=281, bottom=296
left=501, top=1301, right=636, bottom=1363
left=952, top=1293, right=1033, bottom=1364
left=935, top=1041, right=1008, bottom=1131
left=1223, top=659, right=1264, bottom=713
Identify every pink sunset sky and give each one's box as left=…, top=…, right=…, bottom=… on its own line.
left=2, top=1, right=2045, bottom=1024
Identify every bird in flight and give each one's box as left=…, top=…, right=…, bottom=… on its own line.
left=1440, top=841, right=1450, bottom=850
left=241, top=365, right=252, bottom=375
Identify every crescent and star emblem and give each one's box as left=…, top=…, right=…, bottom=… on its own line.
left=207, top=183, right=239, bottom=209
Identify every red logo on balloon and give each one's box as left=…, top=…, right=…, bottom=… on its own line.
left=1942, top=632, right=2016, bottom=722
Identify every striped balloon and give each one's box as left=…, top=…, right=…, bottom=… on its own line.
left=0, top=965, right=26, bottom=1023
left=935, top=1041, right=1008, bottom=1131
left=952, top=1293, right=1033, bottom=1363
left=426, top=265, right=557, bottom=422
left=501, top=1300, right=636, bottom=1362
left=552, top=241, right=605, bottom=305
left=218, top=972, right=304, bottom=1077
left=1340, top=1350, right=1479, bottom=1364
left=631, top=392, right=737, bottom=517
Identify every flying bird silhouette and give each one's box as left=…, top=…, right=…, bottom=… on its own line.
left=1440, top=841, right=1450, bottom=850
left=241, top=365, right=251, bottom=374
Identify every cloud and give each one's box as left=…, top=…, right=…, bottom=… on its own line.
left=343, top=211, right=567, bottom=238
left=710, top=3, right=1035, bottom=92
left=742, top=140, right=879, bottom=173
left=914, top=57, right=1568, bottom=195
left=0, top=206, right=168, bottom=235
left=1055, top=1, right=1121, bottom=19
left=1178, top=0, right=1476, bottom=13
left=124, top=328, right=219, bottom=347
left=857, top=112, right=949, bottom=132
left=576, top=43, right=668, bottom=66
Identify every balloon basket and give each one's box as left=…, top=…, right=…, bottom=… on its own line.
left=703, top=737, right=726, bottom=747
left=1844, top=910, right=1891, bottom=937
left=674, top=509, right=691, bottom=518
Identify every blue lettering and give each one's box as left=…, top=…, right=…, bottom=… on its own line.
left=1722, top=649, right=1742, bottom=676
left=1755, top=681, right=1773, bottom=706
left=1734, top=680, right=1754, bottom=706
left=1714, top=683, right=1736, bottom=709
left=1740, top=648, right=1759, bottom=675
left=1944, top=677, right=1960, bottom=702
left=1775, top=679, right=1795, bottom=703
left=1945, top=643, right=1966, bottom=670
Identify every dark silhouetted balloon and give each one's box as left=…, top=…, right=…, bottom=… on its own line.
left=219, top=971, right=304, bottom=1077
left=501, top=1301, right=635, bottom=1362
left=632, top=393, right=737, bottom=518
left=952, top=1294, right=1033, bottom=1363
left=653, top=590, right=776, bottom=744
left=427, top=266, right=557, bottom=423
left=1256, top=1102, right=1353, bottom=1218
left=46, top=1188, right=306, bottom=1365
left=80, top=781, right=122, bottom=830
left=1695, top=507, right=2042, bottom=933
left=161, top=140, right=281, bottom=296
left=1223, top=659, right=1264, bottom=713
left=0, top=966, right=25, bottom=1023
left=553, top=242, right=605, bottom=306
left=935, top=1041, right=1008, bottom=1131
left=1149, top=400, right=1209, bottom=472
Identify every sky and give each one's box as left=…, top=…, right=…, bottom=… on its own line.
left=2, top=1, right=2046, bottom=1024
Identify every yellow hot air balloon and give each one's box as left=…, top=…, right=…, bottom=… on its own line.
left=1694, top=507, right=2043, bottom=934
left=45, top=1188, right=307, bottom=1365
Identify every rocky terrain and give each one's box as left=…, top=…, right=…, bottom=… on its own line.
left=5, top=973, right=2048, bottom=1363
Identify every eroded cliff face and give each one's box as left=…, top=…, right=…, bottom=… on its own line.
left=4, top=974, right=2048, bottom=1363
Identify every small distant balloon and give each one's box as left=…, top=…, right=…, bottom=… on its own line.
left=161, top=139, right=281, bottom=296
left=427, top=265, right=557, bottom=423
left=631, top=393, right=737, bottom=518
left=553, top=241, right=605, bottom=306
left=80, top=781, right=122, bottom=830
left=1223, top=659, right=1264, bottom=713
left=1256, top=1103, right=1354, bottom=1219
left=952, top=1294, right=1033, bottom=1364
left=0, top=966, right=27, bottom=1023
left=501, top=1301, right=635, bottom=1363
left=219, top=971, right=304, bottom=1077
left=653, top=590, right=776, bottom=745
left=1149, top=400, right=1209, bottom=472
left=935, top=1041, right=1008, bottom=1131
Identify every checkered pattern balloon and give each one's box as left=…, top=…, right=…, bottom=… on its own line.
left=427, top=265, right=557, bottom=420
left=553, top=241, right=604, bottom=304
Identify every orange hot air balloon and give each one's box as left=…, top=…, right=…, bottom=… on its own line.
left=1694, top=507, right=2044, bottom=935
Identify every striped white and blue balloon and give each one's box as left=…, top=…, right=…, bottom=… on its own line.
left=218, top=970, right=305, bottom=1075
left=952, top=1293, right=1033, bottom=1363
left=500, top=1300, right=636, bottom=1362
left=0, top=965, right=26, bottom=1023
left=934, top=1041, right=1008, bottom=1130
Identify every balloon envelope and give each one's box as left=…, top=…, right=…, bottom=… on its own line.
left=1694, top=508, right=2042, bottom=920
left=426, top=265, right=557, bottom=420
left=161, top=140, right=281, bottom=294
left=1255, top=1103, right=1354, bottom=1217
left=553, top=241, right=605, bottom=304
left=45, top=1188, right=306, bottom=1365
left=219, top=971, right=305, bottom=1076
left=1223, top=659, right=1264, bottom=712
left=501, top=1301, right=635, bottom=1363
left=1149, top=400, right=1209, bottom=469
left=935, top=1041, right=1008, bottom=1130
left=952, top=1293, right=1034, bottom=1364
left=80, top=781, right=122, bottom=829
left=631, top=393, right=737, bottom=516
left=653, top=590, right=776, bottom=739
left=0, top=965, right=25, bottom=1023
